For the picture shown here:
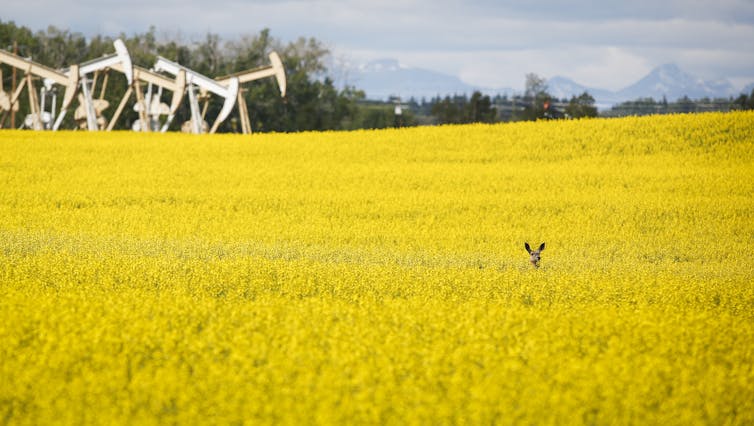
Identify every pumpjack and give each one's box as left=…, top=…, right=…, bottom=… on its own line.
left=215, top=51, right=286, bottom=133
left=0, top=49, right=79, bottom=130
left=153, top=57, right=239, bottom=134
left=1, top=40, right=286, bottom=134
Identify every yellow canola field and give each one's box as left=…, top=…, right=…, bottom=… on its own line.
left=1, top=112, right=753, bottom=425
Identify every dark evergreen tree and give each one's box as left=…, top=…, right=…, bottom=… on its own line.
left=565, top=92, right=598, bottom=118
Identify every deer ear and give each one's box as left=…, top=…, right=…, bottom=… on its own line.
left=525, top=242, right=532, bottom=253
left=539, top=242, right=545, bottom=251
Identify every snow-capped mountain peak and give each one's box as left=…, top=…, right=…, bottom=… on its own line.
left=618, top=63, right=735, bottom=101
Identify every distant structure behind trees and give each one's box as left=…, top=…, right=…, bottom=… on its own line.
left=601, top=92, right=754, bottom=117
left=394, top=72, right=752, bottom=126
left=388, top=88, right=749, bottom=127
left=565, top=93, right=598, bottom=118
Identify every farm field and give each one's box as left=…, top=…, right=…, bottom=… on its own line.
left=1, top=112, right=753, bottom=424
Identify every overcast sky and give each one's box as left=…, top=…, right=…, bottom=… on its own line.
left=5, top=0, right=754, bottom=91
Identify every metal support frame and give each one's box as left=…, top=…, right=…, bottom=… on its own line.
left=59, top=39, right=134, bottom=131
left=0, top=48, right=80, bottom=130
left=108, top=62, right=187, bottom=132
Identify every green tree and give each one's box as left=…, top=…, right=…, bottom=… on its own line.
left=121, top=26, right=159, bottom=67
left=521, top=73, right=552, bottom=121
left=431, top=95, right=463, bottom=124
left=466, top=91, right=497, bottom=123
left=238, top=32, right=364, bottom=132
left=565, top=92, right=598, bottom=118
left=226, top=29, right=272, bottom=71
left=732, top=89, right=754, bottom=110
left=32, top=26, right=88, bottom=68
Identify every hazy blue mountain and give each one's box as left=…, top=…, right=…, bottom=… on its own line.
left=545, top=64, right=737, bottom=107
left=546, top=76, right=621, bottom=106
left=349, top=59, right=512, bottom=101
left=349, top=60, right=740, bottom=107
left=617, top=63, right=735, bottom=101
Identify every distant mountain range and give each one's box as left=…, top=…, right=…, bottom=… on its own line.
left=548, top=64, right=738, bottom=108
left=346, top=60, right=751, bottom=109
left=346, top=59, right=492, bottom=101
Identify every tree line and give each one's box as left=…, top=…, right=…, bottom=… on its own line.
left=601, top=93, right=754, bottom=117
left=402, top=73, right=598, bottom=125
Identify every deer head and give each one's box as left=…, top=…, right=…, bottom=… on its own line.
left=525, top=242, right=545, bottom=268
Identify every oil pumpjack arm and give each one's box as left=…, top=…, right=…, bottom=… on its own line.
left=60, top=39, right=184, bottom=132
left=215, top=52, right=286, bottom=95
left=55, top=39, right=134, bottom=130
left=0, top=49, right=80, bottom=129
left=214, top=51, right=286, bottom=134
left=153, top=56, right=239, bottom=134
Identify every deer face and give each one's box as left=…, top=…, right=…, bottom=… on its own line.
left=525, top=242, right=545, bottom=268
